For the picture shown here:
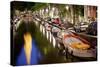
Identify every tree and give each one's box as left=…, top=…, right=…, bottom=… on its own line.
left=31, top=3, right=48, bottom=11
left=72, top=5, right=84, bottom=25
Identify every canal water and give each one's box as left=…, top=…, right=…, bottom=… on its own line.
left=16, top=39, right=42, bottom=65
left=13, top=21, right=96, bottom=66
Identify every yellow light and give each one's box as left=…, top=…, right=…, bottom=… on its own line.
left=24, top=32, right=32, bottom=65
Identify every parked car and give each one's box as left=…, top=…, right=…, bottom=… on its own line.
left=86, top=21, right=97, bottom=36
left=74, top=22, right=88, bottom=32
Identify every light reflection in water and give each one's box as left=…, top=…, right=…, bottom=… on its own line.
left=24, top=32, right=32, bottom=65
left=16, top=32, right=42, bottom=66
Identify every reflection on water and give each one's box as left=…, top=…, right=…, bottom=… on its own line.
left=16, top=36, right=42, bottom=65
left=23, top=32, right=32, bottom=65
left=14, top=21, right=96, bottom=66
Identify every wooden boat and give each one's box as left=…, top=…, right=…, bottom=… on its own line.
left=58, top=30, right=96, bottom=58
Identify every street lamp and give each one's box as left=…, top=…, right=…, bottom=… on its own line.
left=46, top=8, right=48, bottom=13
left=65, top=5, right=70, bottom=22
left=52, top=7, right=55, bottom=11
left=46, top=8, right=49, bottom=17
left=50, top=7, right=55, bottom=18
left=66, top=5, right=69, bottom=10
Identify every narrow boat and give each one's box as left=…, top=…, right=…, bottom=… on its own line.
left=58, top=30, right=96, bottom=58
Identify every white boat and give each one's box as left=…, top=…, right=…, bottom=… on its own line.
left=58, top=30, right=96, bottom=58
